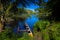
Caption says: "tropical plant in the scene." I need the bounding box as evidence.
[34,20,60,40]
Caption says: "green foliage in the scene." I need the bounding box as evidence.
[0,27,34,40]
[17,32,33,40]
[34,20,50,31]
[0,27,17,40]
[48,23,60,40]
[34,20,60,40]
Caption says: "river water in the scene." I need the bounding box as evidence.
[13,14,39,32]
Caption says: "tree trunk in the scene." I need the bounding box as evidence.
[0,22,3,32]
[0,15,5,32]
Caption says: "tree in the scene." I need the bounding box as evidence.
[0,0,34,32]
[0,0,35,40]
[47,0,60,21]
[34,0,51,20]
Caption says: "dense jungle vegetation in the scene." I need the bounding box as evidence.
[0,0,60,40]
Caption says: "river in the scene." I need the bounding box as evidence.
[13,14,39,32]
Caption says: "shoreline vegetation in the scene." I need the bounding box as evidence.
[0,0,60,40]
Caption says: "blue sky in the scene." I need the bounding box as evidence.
[17,0,48,11]
[26,4,39,11]
[26,0,48,11]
